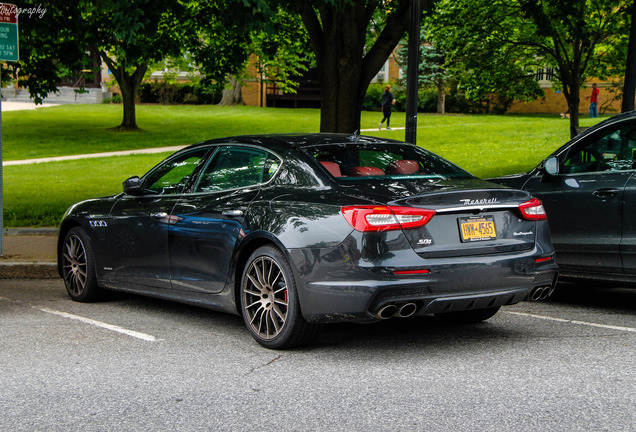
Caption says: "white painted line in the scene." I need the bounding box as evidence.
[360,127,406,132]
[506,311,636,334]
[35,306,158,342]
[4,146,186,166]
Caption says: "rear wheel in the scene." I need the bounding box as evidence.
[240,246,318,349]
[61,227,100,302]
[435,306,501,324]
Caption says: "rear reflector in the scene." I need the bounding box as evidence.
[519,198,547,221]
[341,206,436,232]
[535,256,553,263]
[394,269,430,275]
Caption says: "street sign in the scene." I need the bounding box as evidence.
[0,3,18,62]
[0,4,16,255]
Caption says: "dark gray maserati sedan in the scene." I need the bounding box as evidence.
[58,134,558,349]
[491,111,636,284]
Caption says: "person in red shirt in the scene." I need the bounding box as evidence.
[588,83,600,118]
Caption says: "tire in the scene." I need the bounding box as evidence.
[240,246,319,349]
[435,306,501,324]
[61,227,101,302]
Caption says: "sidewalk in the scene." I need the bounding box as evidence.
[0,229,58,279]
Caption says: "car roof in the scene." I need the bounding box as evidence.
[187,133,406,154]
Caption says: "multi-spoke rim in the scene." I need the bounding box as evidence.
[62,234,88,297]
[242,256,289,340]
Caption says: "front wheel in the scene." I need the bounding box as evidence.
[61,227,101,302]
[435,306,501,324]
[240,246,318,349]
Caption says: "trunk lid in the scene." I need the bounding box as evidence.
[395,188,537,258]
[341,180,538,258]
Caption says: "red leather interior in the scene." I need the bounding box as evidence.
[349,166,385,177]
[320,161,343,177]
[386,160,420,175]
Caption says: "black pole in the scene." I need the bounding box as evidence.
[0,69,3,257]
[405,0,420,144]
[623,0,636,112]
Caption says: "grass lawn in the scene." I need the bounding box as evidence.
[2,104,608,227]
[2,104,321,160]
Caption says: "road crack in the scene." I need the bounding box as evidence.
[245,354,282,377]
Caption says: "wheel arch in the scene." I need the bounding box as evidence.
[232,232,295,315]
[57,219,83,277]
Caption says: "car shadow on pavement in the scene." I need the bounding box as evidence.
[548,280,636,313]
[100,290,524,350]
[314,315,524,351]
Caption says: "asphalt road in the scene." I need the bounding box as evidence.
[1,279,634,432]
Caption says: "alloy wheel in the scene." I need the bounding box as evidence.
[62,234,88,297]
[242,256,289,340]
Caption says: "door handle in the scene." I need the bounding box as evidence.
[592,188,619,198]
[222,209,244,217]
[150,212,169,219]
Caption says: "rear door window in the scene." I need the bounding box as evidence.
[194,146,281,192]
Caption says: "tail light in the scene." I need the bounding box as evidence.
[519,198,547,220]
[341,206,436,232]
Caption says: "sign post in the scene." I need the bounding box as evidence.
[405,0,420,145]
[0,3,18,256]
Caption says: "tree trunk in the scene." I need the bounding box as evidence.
[299,1,428,133]
[218,75,245,106]
[562,76,581,138]
[622,0,636,112]
[100,53,147,131]
[562,81,581,138]
[437,79,446,114]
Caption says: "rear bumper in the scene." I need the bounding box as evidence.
[288,238,558,323]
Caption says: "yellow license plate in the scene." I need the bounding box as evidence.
[458,217,497,242]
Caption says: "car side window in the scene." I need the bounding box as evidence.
[195,146,280,193]
[562,124,636,174]
[143,149,209,194]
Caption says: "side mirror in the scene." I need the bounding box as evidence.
[123,176,142,195]
[544,156,560,176]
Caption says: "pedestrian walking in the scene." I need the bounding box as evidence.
[378,85,396,130]
[587,83,600,118]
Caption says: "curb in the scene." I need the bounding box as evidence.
[1,228,58,279]
[4,228,58,235]
[0,262,59,279]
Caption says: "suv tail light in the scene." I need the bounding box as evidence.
[341,206,436,232]
[519,198,547,220]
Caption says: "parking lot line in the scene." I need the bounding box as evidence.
[506,311,636,334]
[35,306,159,342]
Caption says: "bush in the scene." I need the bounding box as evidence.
[361,84,506,114]
[417,89,438,112]
[362,84,385,111]
[362,83,407,112]
[102,94,122,104]
[138,80,223,105]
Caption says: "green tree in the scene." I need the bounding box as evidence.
[183,3,313,106]
[286,0,432,133]
[10,0,183,131]
[87,0,184,130]
[397,31,452,114]
[251,10,314,96]
[7,0,88,103]
[429,0,631,136]
[180,0,258,106]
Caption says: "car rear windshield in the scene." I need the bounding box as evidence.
[305,143,474,181]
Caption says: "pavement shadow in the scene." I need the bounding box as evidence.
[548,280,636,313]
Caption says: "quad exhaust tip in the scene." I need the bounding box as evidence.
[375,302,418,319]
[530,285,552,301]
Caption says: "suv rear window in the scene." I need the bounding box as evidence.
[305,143,473,180]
